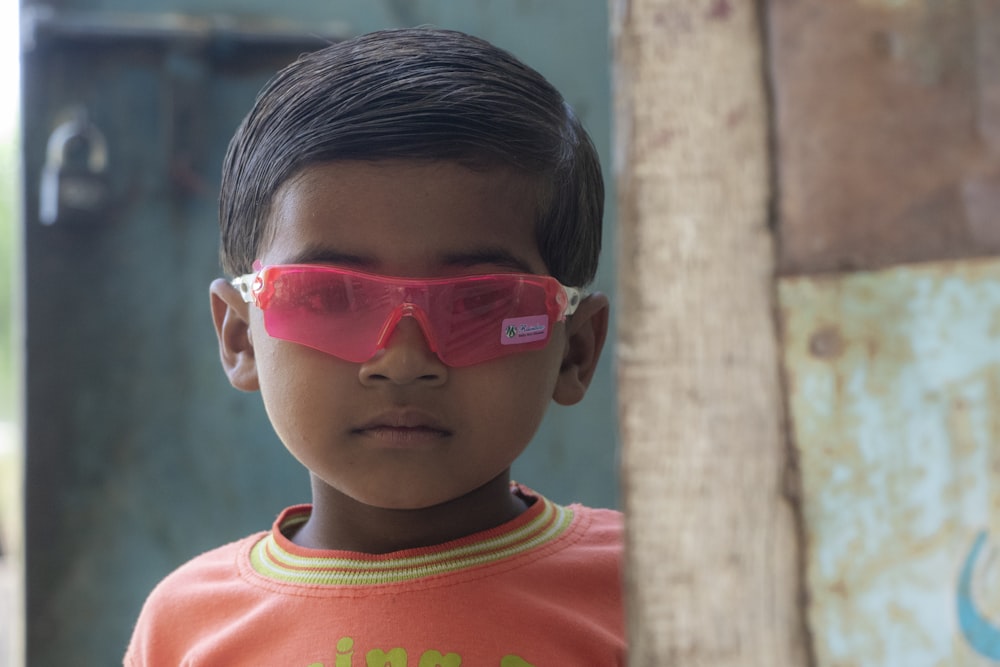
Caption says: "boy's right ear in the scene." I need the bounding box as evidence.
[209,279,260,392]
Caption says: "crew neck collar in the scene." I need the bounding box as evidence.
[248,485,574,586]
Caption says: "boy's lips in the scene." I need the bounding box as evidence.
[351,410,452,439]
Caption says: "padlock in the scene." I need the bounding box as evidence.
[39,113,110,226]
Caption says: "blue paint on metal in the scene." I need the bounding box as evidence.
[780,259,1000,666]
[958,531,1000,661]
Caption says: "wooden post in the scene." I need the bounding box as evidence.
[610,1,809,664]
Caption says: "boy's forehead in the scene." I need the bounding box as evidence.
[259,160,548,275]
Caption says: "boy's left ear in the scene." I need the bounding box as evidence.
[209,278,260,392]
[552,292,610,406]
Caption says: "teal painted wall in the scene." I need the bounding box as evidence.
[21,2,615,664]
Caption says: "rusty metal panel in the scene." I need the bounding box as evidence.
[779,257,1000,666]
[767,0,1000,274]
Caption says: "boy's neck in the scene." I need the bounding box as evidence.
[290,473,528,554]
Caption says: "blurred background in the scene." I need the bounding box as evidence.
[1,2,22,664]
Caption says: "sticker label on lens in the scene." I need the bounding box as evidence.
[500,315,548,345]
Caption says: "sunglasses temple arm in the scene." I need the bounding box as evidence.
[562,286,587,318]
[231,274,257,304]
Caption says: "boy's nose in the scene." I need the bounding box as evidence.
[358,315,448,386]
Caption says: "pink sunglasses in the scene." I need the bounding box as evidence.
[233,264,584,367]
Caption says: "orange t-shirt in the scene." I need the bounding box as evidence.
[125,487,624,666]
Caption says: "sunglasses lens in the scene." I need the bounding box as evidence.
[432,276,554,366]
[261,268,388,362]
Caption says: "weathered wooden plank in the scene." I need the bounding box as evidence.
[779,258,1000,666]
[611,1,808,664]
[768,0,1000,274]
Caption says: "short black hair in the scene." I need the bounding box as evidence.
[219,27,603,286]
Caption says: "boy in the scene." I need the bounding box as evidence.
[125,27,622,666]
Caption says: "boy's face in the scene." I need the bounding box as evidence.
[211,160,607,511]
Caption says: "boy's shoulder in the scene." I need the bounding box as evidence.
[563,502,623,553]
[146,532,261,600]
[124,532,265,664]
[570,502,623,533]
[538,501,624,588]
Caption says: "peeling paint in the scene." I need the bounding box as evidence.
[779,258,1000,666]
